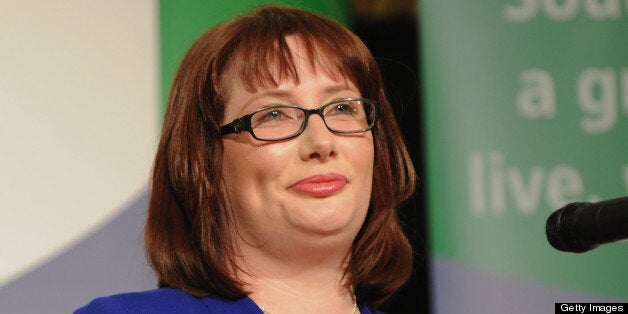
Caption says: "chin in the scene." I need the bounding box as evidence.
[294,206,365,238]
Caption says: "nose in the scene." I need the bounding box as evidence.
[298,113,336,161]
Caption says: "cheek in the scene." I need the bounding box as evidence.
[354,136,375,177]
[221,141,292,206]
[345,136,375,204]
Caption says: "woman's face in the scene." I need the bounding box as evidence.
[221,37,374,251]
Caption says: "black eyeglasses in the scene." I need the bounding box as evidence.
[219,98,379,141]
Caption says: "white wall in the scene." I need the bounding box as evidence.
[0,0,159,288]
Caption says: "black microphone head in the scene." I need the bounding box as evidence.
[546,202,592,253]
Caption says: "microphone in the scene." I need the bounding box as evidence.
[546,196,628,253]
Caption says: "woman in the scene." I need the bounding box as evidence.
[76,4,416,314]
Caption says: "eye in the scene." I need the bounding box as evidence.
[330,102,359,115]
[253,109,286,125]
[251,106,300,128]
[264,109,283,120]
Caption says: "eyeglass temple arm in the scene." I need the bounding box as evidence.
[219,118,243,135]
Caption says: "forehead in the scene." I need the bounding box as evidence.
[222,36,356,102]
[223,34,358,95]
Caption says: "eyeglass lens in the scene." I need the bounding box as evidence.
[250,100,375,140]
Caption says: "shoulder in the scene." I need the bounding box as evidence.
[74,288,262,314]
[74,288,205,313]
[360,304,385,314]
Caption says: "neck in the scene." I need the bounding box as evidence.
[246,276,357,314]
[257,290,357,314]
[235,234,357,314]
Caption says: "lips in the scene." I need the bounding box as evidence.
[289,173,348,197]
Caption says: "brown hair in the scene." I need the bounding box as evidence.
[145,4,416,308]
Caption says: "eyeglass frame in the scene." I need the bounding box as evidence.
[219,97,380,141]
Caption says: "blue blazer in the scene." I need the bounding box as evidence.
[75,288,381,313]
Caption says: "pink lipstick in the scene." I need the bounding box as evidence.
[289,173,347,197]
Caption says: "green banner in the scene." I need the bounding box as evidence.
[422,0,628,308]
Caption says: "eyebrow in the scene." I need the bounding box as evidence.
[238,90,293,115]
[249,89,293,102]
[322,83,357,97]
[252,83,356,103]
[238,81,358,115]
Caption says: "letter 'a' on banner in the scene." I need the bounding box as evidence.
[420,1,628,313]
